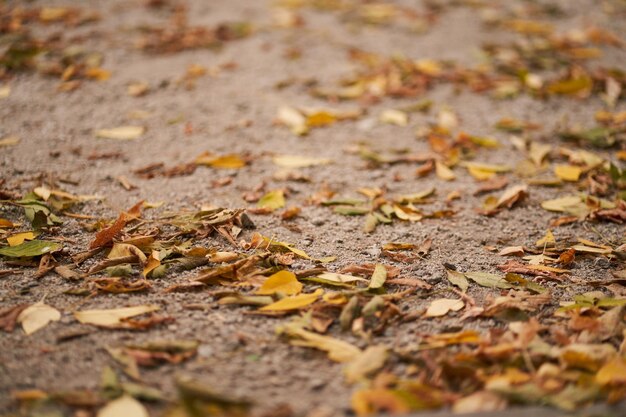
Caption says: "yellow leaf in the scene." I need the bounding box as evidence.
[85,67,111,81]
[142,250,161,277]
[272,155,332,168]
[379,109,408,126]
[74,305,159,327]
[280,323,361,362]
[256,270,302,295]
[17,302,61,335]
[352,388,411,416]
[0,218,16,228]
[548,76,592,95]
[97,395,148,417]
[344,345,388,383]
[596,357,626,386]
[315,272,367,284]
[259,289,323,311]
[7,232,36,246]
[554,165,582,182]
[108,243,147,263]
[277,106,308,135]
[306,111,337,127]
[463,162,511,173]
[560,343,616,372]
[195,153,246,169]
[257,190,285,211]
[453,391,506,414]
[437,108,458,130]
[467,166,495,181]
[0,136,20,147]
[528,142,551,166]
[506,19,553,35]
[0,85,10,99]
[323,292,349,304]
[95,126,145,140]
[415,59,442,76]
[435,161,455,181]
[536,229,555,247]
[468,135,500,148]
[368,264,387,289]
[424,298,464,317]
[39,7,69,22]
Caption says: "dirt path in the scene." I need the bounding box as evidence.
[1,1,626,416]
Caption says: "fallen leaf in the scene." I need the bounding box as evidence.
[554,165,582,182]
[379,109,408,126]
[596,357,626,386]
[272,155,332,168]
[528,142,551,166]
[97,395,148,417]
[195,152,246,169]
[17,302,61,335]
[280,323,361,362]
[74,305,160,328]
[0,240,61,258]
[344,345,389,383]
[368,264,387,289]
[306,272,367,286]
[257,190,285,211]
[0,136,20,147]
[452,391,507,414]
[256,270,303,295]
[95,126,145,140]
[445,266,469,292]
[424,298,464,317]
[465,271,513,289]
[6,231,36,246]
[259,289,323,311]
[435,161,456,181]
[277,106,308,135]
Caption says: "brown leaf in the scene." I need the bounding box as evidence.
[473,176,509,196]
[0,304,29,332]
[89,202,143,249]
[497,260,564,281]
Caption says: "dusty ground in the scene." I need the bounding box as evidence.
[1,0,626,416]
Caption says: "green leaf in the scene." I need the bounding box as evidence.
[368,264,387,289]
[0,240,61,257]
[465,271,513,289]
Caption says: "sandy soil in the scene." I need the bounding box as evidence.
[1,1,625,416]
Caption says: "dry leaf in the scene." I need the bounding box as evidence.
[17,302,61,335]
[256,270,303,295]
[195,152,246,169]
[280,324,361,362]
[272,155,332,168]
[97,395,148,417]
[379,109,408,126]
[95,126,145,140]
[257,190,285,211]
[424,298,464,317]
[7,232,36,246]
[368,264,387,289]
[435,161,456,181]
[74,305,159,328]
[554,165,582,182]
[259,289,323,311]
[344,345,388,383]
[0,136,20,147]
